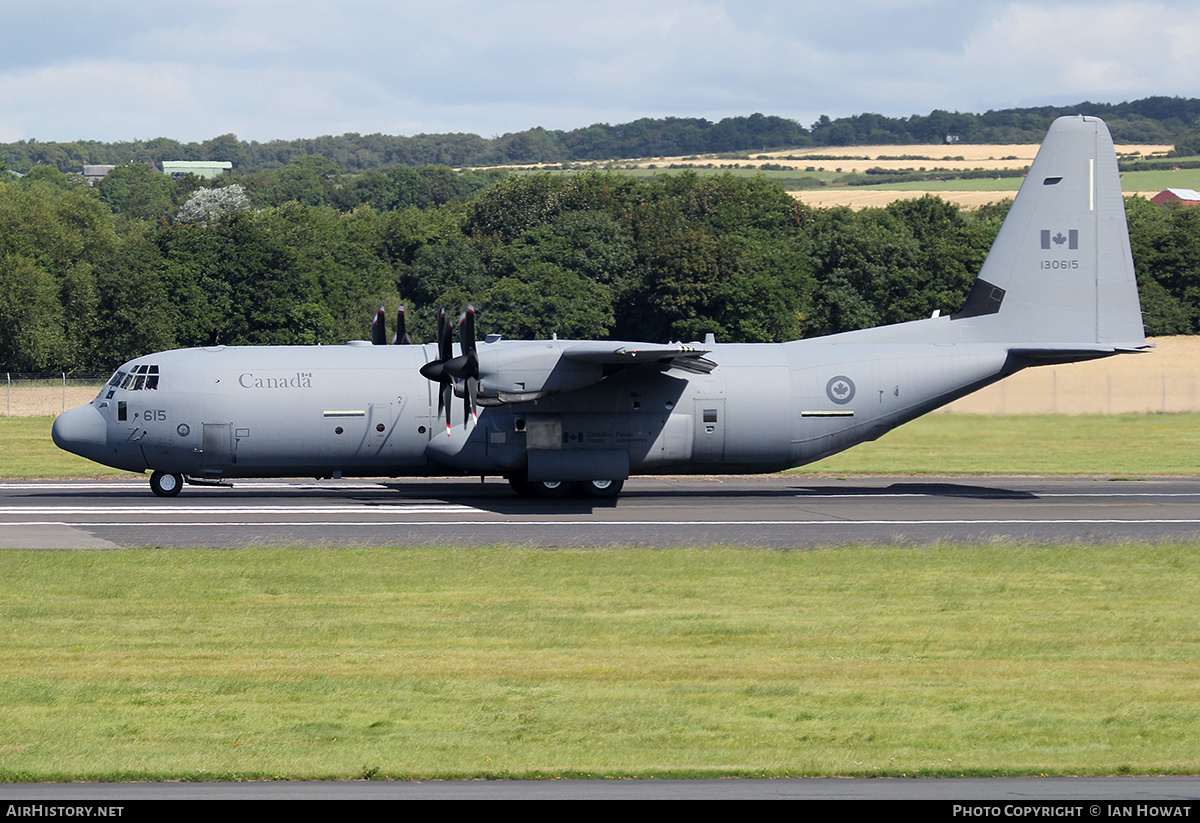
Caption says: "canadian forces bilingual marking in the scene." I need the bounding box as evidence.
[954,808,1191,818]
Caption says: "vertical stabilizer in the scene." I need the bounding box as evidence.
[953,116,1145,348]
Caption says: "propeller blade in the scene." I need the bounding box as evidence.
[459,304,477,358]
[438,306,453,362]
[394,305,411,345]
[371,305,386,345]
[420,307,458,429]
[456,305,480,425]
[464,376,478,425]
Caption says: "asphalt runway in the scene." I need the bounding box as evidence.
[4,474,1200,549]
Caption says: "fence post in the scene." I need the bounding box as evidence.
[62,372,67,413]
[5,373,9,419]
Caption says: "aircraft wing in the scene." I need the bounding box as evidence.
[463,340,718,407]
[561,342,718,374]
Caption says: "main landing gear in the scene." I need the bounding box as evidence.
[507,475,624,499]
[149,470,184,498]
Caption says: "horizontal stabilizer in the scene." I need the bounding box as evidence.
[1009,343,1153,366]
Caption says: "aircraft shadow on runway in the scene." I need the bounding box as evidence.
[18,478,1038,516]
[791,482,1040,500]
[373,479,1043,513]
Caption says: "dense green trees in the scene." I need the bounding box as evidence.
[7,99,1200,180]
[2,166,1200,375]
[1125,196,1200,335]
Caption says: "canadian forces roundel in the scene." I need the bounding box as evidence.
[826,375,855,405]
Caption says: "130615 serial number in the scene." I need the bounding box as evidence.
[1041,260,1079,269]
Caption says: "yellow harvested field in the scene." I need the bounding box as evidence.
[942,336,1200,415]
[5,384,103,418]
[630,143,1171,173]
[793,189,1014,210]
[793,189,1163,211]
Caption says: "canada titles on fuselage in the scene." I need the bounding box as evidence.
[238,372,315,390]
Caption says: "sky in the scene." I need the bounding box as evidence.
[3,0,1200,145]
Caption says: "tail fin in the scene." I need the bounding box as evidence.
[953,115,1146,350]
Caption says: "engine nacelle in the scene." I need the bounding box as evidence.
[475,341,605,401]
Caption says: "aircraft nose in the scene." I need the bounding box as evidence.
[52,404,107,462]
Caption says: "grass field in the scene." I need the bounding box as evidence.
[0,418,124,479]
[793,413,1200,476]
[0,543,1197,780]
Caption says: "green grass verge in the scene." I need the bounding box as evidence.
[0,544,1197,781]
[0,418,128,479]
[791,413,1200,476]
[7,413,1200,481]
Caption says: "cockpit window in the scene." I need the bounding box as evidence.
[107,364,159,397]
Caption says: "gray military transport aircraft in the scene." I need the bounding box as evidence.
[53,116,1148,499]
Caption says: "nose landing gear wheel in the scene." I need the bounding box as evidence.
[150,471,184,498]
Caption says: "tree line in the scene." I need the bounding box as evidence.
[5,97,1200,177]
[2,164,1198,374]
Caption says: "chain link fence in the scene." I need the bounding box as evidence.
[5,373,109,418]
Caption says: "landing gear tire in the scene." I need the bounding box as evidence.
[579,479,624,499]
[507,475,534,497]
[530,480,572,498]
[507,473,572,499]
[150,471,184,498]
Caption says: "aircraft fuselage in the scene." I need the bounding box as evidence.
[58,329,1014,486]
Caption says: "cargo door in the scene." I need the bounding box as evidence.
[200,422,232,475]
